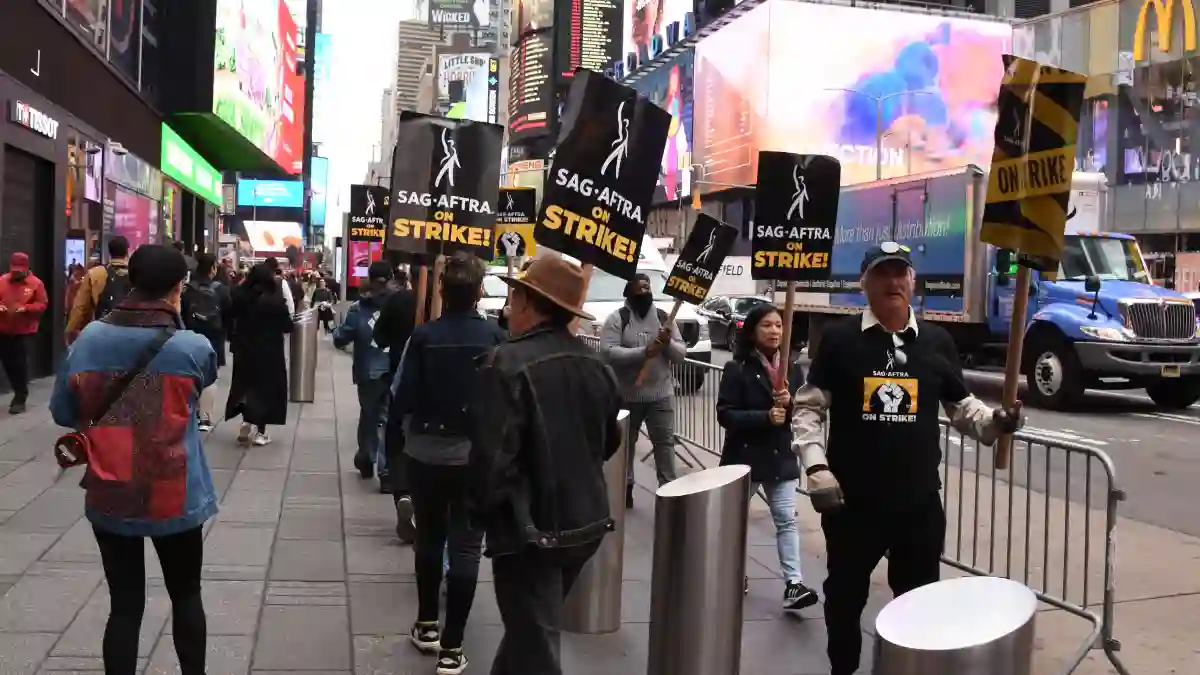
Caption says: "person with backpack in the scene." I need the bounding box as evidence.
[599,272,683,509]
[182,253,232,432]
[66,236,133,345]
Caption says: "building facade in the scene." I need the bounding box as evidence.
[393,21,446,114]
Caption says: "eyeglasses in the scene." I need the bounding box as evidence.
[880,241,911,255]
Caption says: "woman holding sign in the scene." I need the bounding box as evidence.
[716,304,820,611]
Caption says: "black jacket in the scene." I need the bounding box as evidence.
[373,288,417,374]
[469,324,623,557]
[224,284,292,426]
[716,356,803,484]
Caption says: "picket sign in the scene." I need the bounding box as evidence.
[633,301,682,387]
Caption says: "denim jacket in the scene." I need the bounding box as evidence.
[468,324,623,557]
[334,291,393,384]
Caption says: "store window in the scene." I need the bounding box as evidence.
[65,0,108,52]
[1115,57,1200,187]
[108,0,141,85]
[65,132,103,268]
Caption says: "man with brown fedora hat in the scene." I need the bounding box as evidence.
[469,256,624,675]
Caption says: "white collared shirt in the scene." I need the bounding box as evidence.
[860,307,919,335]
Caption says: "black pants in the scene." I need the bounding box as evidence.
[408,458,484,649]
[384,389,409,497]
[0,334,29,399]
[821,493,946,675]
[92,526,206,675]
[489,540,602,675]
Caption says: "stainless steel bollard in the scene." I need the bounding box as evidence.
[873,576,1037,675]
[562,410,630,634]
[647,465,752,675]
[288,309,319,403]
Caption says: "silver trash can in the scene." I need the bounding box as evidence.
[562,410,630,634]
[873,576,1037,675]
[647,465,752,675]
[288,309,319,403]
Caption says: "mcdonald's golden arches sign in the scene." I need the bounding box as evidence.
[1133,0,1197,60]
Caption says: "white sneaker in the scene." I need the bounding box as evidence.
[197,416,214,433]
[252,432,271,446]
[237,423,252,445]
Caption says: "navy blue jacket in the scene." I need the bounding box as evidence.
[716,356,804,483]
[334,291,393,384]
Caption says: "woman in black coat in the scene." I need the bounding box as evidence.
[225,263,292,446]
[717,304,819,611]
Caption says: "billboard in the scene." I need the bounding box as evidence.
[243,221,304,253]
[213,0,305,173]
[312,33,334,144]
[509,32,554,140]
[310,156,329,226]
[625,0,692,62]
[160,124,222,206]
[437,52,497,123]
[693,1,1012,190]
[237,179,305,208]
[557,0,621,80]
[515,0,554,41]
[429,0,492,28]
[1132,0,1197,61]
[630,49,695,202]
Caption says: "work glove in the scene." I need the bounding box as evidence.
[992,401,1025,434]
[807,469,844,514]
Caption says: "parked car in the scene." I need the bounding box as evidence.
[696,294,775,349]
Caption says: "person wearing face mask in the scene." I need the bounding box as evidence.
[0,253,48,414]
[599,273,683,508]
[791,242,1025,675]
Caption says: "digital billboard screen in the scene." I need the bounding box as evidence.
[516,0,554,41]
[437,52,499,123]
[693,1,1011,190]
[310,156,329,226]
[213,0,305,173]
[508,32,554,141]
[624,0,692,62]
[630,49,695,202]
[243,220,304,253]
[238,179,305,208]
[556,0,621,80]
[429,0,493,28]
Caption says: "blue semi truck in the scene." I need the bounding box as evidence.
[785,165,1200,410]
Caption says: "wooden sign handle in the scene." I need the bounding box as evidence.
[429,255,446,321]
[634,300,682,387]
[414,265,429,326]
[995,264,1031,470]
[776,283,797,392]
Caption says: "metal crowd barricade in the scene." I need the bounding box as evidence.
[578,336,1130,675]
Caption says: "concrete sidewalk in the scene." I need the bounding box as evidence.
[0,340,859,675]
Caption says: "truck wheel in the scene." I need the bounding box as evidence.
[1146,378,1200,409]
[1024,334,1083,410]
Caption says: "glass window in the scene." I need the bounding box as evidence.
[108,0,140,84]
[731,297,769,314]
[1058,235,1148,282]
[482,275,508,299]
[65,0,107,49]
[140,0,163,105]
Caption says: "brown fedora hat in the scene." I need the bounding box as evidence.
[501,257,595,321]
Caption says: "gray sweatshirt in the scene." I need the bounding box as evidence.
[600,303,686,403]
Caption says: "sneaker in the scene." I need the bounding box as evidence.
[783,581,819,611]
[8,401,25,415]
[236,423,252,445]
[353,452,375,479]
[378,471,393,495]
[394,496,416,544]
[197,415,214,433]
[436,647,468,675]
[410,621,440,653]
[252,432,271,446]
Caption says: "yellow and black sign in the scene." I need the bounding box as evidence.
[495,187,537,260]
[980,55,1087,272]
[862,377,919,422]
[664,213,737,305]
[391,217,493,250]
[495,224,536,259]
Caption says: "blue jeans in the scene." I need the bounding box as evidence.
[753,479,804,584]
[356,378,389,474]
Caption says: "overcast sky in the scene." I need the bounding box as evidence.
[317,0,422,238]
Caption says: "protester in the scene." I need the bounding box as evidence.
[66,236,132,344]
[599,272,682,508]
[334,261,395,492]
[225,263,292,446]
[390,253,505,674]
[374,264,419,539]
[791,242,1024,675]
[182,252,232,432]
[0,253,48,414]
[49,244,218,675]
[716,304,819,608]
[264,257,295,315]
[470,257,623,675]
[311,278,336,334]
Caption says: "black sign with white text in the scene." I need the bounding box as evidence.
[387,112,503,260]
[751,152,840,284]
[535,70,670,279]
[665,214,737,304]
[348,185,389,241]
[495,187,538,260]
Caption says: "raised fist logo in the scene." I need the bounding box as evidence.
[875,382,905,414]
[500,231,523,258]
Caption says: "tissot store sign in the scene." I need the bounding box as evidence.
[9,100,59,139]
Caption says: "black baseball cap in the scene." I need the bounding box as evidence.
[861,241,913,274]
[367,260,393,282]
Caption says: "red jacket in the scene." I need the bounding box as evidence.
[0,273,48,335]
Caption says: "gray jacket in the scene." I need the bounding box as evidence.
[600,303,685,402]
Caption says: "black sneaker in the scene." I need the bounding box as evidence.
[410,621,440,653]
[436,647,468,675]
[378,472,392,495]
[353,453,375,480]
[8,400,25,415]
[783,581,819,611]
[394,496,416,544]
[626,485,634,509]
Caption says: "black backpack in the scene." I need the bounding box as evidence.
[184,281,222,330]
[618,306,669,334]
[94,265,133,320]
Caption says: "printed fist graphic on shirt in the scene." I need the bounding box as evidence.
[876,382,905,413]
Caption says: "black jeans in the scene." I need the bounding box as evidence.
[0,333,29,399]
[489,540,602,675]
[92,525,206,675]
[821,492,946,675]
[408,458,484,649]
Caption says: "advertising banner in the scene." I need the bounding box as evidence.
[534,71,671,279]
[624,0,692,62]
[437,52,495,123]
[751,152,840,283]
[509,33,554,140]
[160,124,221,206]
[556,0,621,80]
[664,214,737,304]
[347,185,389,289]
[310,156,329,226]
[237,179,305,208]
[980,56,1086,272]
[495,187,538,261]
[387,113,504,260]
[429,0,491,28]
[516,0,554,39]
[693,2,1012,190]
[243,221,303,253]
[629,49,694,202]
[213,0,305,173]
[312,33,334,144]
